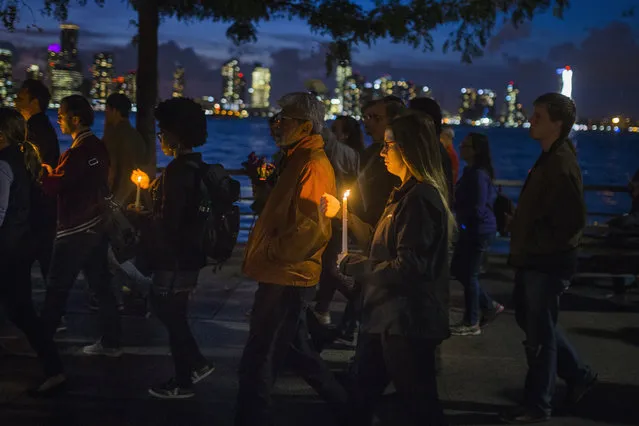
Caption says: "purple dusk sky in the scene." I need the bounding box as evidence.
[0,0,638,117]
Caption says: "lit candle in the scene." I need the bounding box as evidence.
[342,189,350,255]
[135,175,142,209]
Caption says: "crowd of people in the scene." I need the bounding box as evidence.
[0,81,600,425]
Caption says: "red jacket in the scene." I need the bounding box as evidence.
[42,130,110,238]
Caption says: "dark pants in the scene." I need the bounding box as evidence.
[315,235,354,314]
[452,231,496,325]
[150,270,207,387]
[30,225,56,284]
[513,269,594,415]
[351,332,447,426]
[0,258,63,377]
[235,283,348,426]
[41,229,120,348]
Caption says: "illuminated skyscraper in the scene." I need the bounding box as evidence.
[172,64,185,98]
[502,81,526,127]
[221,58,245,110]
[459,88,477,122]
[0,49,13,106]
[373,75,394,99]
[334,60,353,114]
[113,70,137,103]
[557,65,573,99]
[50,23,83,103]
[476,89,496,121]
[90,52,114,106]
[342,73,364,117]
[60,24,79,58]
[395,79,416,104]
[250,64,271,109]
[26,64,43,80]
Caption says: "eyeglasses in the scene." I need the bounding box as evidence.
[381,140,397,152]
[363,113,383,122]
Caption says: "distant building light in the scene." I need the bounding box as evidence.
[461,88,467,94]
[612,117,620,124]
[208,96,214,102]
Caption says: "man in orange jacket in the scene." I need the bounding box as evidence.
[236,93,348,426]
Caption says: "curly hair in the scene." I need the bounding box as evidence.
[154,97,208,148]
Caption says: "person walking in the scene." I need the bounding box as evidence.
[450,133,504,336]
[130,98,215,399]
[39,95,122,357]
[322,111,452,426]
[0,107,65,397]
[500,93,597,424]
[236,92,348,426]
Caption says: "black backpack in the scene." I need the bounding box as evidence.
[187,161,241,268]
[493,185,515,237]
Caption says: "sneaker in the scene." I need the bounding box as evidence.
[191,364,215,384]
[89,296,124,312]
[82,341,123,357]
[480,303,505,327]
[27,374,67,398]
[499,406,550,424]
[565,373,598,406]
[56,317,68,334]
[450,323,481,336]
[313,309,331,326]
[148,379,195,399]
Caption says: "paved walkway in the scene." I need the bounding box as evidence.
[1,251,638,426]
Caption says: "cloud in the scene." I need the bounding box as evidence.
[3,19,637,118]
[487,21,533,53]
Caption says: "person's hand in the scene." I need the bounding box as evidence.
[321,193,341,218]
[42,163,53,175]
[337,251,348,269]
[127,204,151,215]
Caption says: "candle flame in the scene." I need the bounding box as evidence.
[137,175,142,183]
[343,189,351,199]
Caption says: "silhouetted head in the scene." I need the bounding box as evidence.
[409,97,443,136]
[58,95,94,135]
[332,116,364,153]
[530,93,576,145]
[15,79,51,120]
[154,97,207,156]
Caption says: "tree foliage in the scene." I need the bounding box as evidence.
[3,0,572,74]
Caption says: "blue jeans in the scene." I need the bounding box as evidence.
[452,231,495,325]
[513,269,593,415]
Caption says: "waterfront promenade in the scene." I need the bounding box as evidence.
[1,248,638,426]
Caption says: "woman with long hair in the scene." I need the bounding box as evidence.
[322,110,452,425]
[0,107,65,396]
[450,133,503,336]
[332,115,365,153]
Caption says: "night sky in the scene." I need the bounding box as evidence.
[1,0,638,118]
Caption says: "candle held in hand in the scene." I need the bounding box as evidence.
[342,189,351,255]
[135,175,142,209]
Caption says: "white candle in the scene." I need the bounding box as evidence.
[342,190,350,255]
[135,175,142,209]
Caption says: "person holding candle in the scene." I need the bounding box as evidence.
[236,92,347,426]
[321,110,453,426]
[129,98,215,399]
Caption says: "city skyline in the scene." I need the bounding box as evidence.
[0,0,636,117]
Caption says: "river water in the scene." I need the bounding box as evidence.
[50,112,639,242]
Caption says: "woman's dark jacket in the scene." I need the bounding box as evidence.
[144,152,207,271]
[342,177,450,340]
